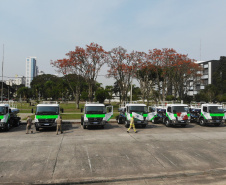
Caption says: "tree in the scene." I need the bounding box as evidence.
[106,46,134,103]
[52,43,107,107]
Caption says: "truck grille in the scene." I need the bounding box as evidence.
[38,119,55,123]
[88,118,103,122]
[212,116,223,120]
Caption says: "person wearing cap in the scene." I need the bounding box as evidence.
[127,115,137,133]
[56,116,63,135]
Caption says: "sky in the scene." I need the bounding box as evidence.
[0,0,226,87]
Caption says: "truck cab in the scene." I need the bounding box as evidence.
[164,104,190,127]
[0,104,20,131]
[81,103,113,129]
[198,104,225,126]
[117,103,148,128]
[35,103,60,131]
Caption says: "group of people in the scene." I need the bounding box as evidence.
[25,115,137,134]
[26,116,63,135]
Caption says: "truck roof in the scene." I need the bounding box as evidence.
[202,104,222,106]
[126,104,147,107]
[167,104,188,107]
[85,104,105,107]
[37,104,59,107]
[0,104,9,107]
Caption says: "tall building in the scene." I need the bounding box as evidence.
[25,57,37,88]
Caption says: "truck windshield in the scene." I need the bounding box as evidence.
[85,106,106,114]
[129,106,148,113]
[173,106,189,113]
[209,106,224,113]
[0,106,6,115]
[36,106,59,115]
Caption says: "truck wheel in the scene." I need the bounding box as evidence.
[5,123,10,131]
[165,119,171,127]
[125,121,130,128]
[117,117,121,124]
[101,125,105,129]
[15,120,20,127]
[83,125,87,129]
[200,119,205,126]
[81,116,84,125]
[36,127,40,131]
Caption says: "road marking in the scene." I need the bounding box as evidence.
[85,146,92,173]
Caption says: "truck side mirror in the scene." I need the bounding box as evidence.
[61,108,64,113]
[31,108,33,113]
[9,109,11,113]
[81,108,83,112]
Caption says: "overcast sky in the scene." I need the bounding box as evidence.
[0,0,226,86]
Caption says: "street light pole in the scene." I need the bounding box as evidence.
[130,65,133,103]
[1,44,4,102]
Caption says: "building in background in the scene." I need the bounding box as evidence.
[187,56,226,96]
[5,75,25,86]
[25,57,38,88]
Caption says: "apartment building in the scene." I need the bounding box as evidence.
[187,56,225,96]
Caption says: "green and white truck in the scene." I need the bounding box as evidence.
[35,102,62,131]
[117,103,149,128]
[81,103,113,129]
[198,104,225,126]
[0,103,20,131]
[163,104,190,127]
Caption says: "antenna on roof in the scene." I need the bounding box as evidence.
[1,44,4,102]
[200,39,202,61]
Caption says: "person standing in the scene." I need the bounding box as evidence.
[26,116,33,134]
[56,116,63,135]
[127,115,137,133]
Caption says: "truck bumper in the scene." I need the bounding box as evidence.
[83,120,106,126]
[35,122,57,128]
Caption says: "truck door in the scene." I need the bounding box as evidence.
[106,105,113,121]
[148,106,156,122]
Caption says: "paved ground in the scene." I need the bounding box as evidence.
[1,121,226,184]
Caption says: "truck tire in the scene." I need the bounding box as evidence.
[83,124,87,129]
[81,116,84,125]
[5,123,10,131]
[36,127,40,131]
[117,117,121,124]
[200,119,205,126]
[125,121,130,128]
[165,119,171,127]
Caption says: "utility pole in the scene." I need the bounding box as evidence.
[1,44,4,102]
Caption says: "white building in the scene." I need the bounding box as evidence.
[26,57,38,88]
[5,75,25,86]
[187,58,224,96]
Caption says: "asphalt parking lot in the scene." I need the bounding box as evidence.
[1,121,226,185]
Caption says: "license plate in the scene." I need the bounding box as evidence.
[137,121,141,123]
[216,120,219,122]
[93,122,98,124]
[44,124,49,126]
